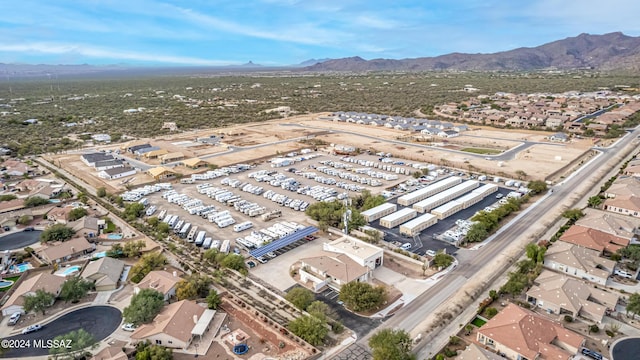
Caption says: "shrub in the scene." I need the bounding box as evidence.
[564,315,573,322]
[590,325,599,333]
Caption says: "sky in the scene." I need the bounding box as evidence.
[1,0,640,66]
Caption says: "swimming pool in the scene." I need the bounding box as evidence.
[49,199,61,203]
[93,251,107,259]
[10,263,32,273]
[106,233,123,240]
[0,280,14,288]
[62,266,81,276]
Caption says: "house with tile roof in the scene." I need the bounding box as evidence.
[477,303,585,360]
[526,270,618,323]
[544,241,615,286]
[299,253,371,292]
[81,257,125,291]
[559,225,629,254]
[603,195,640,218]
[90,345,127,360]
[36,237,95,264]
[575,208,639,241]
[134,270,180,301]
[457,343,502,360]
[1,272,65,316]
[130,300,215,350]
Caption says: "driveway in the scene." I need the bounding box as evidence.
[0,230,42,251]
[1,306,122,358]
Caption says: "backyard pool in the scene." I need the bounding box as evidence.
[62,265,81,276]
[92,251,107,259]
[0,230,42,251]
[49,199,61,203]
[106,233,123,240]
[10,262,33,273]
[0,280,14,289]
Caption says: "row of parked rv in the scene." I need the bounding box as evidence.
[313,166,384,186]
[319,159,405,179]
[180,164,253,184]
[262,190,310,211]
[341,156,424,173]
[121,183,173,201]
[201,183,268,218]
[162,188,237,228]
[235,221,305,249]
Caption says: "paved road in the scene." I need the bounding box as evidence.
[1,306,122,358]
[333,126,640,359]
[0,231,41,251]
[611,337,640,360]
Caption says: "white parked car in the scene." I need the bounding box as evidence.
[122,323,137,332]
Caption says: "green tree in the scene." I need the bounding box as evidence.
[23,289,55,315]
[67,207,88,221]
[465,222,489,243]
[527,180,548,194]
[147,216,159,227]
[123,289,165,325]
[129,252,168,283]
[157,222,170,236]
[176,274,212,300]
[525,243,546,264]
[626,292,640,318]
[307,300,332,321]
[0,194,17,202]
[338,281,386,312]
[206,289,221,310]
[588,195,603,208]
[17,215,31,225]
[561,208,584,221]
[432,252,454,268]
[49,328,98,359]
[107,243,124,258]
[484,307,498,318]
[135,341,173,360]
[368,329,415,360]
[123,240,146,258]
[40,224,75,243]
[500,272,529,296]
[286,287,315,311]
[60,277,93,303]
[288,315,328,346]
[24,196,50,207]
[123,202,145,221]
[220,254,248,275]
[96,187,107,198]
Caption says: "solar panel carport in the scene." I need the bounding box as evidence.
[250,226,318,258]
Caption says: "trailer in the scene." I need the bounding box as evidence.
[397,176,462,206]
[399,213,438,237]
[220,239,230,254]
[173,220,185,233]
[179,223,191,238]
[261,210,282,221]
[145,205,157,217]
[379,208,417,229]
[195,231,206,247]
[360,203,398,222]
[157,209,167,221]
[210,240,220,250]
[233,221,253,232]
[202,237,213,249]
[217,217,236,228]
[138,198,150,207]
[187,226,199,242]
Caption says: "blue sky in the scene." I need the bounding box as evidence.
[1,0,640,66]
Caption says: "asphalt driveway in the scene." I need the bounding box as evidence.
[1,306,122,358]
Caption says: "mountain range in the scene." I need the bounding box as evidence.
[304,32,640,72]
[2,32,640,77]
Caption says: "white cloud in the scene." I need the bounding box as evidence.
[0,42,234,65]
[353,15,399,30]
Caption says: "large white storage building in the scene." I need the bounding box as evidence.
[412,180,479,213]
[380,208,417,228]
[361,203,397,222]
[397,176,462,206]
[431,201,464,219]
[399,213,438,237]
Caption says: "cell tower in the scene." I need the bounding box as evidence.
[342,198,352,234]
